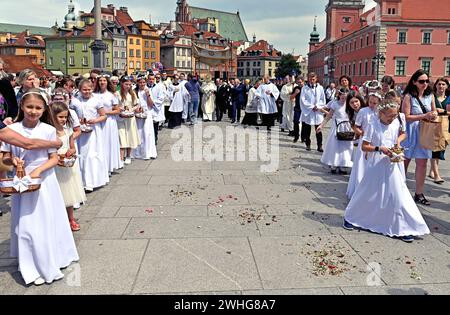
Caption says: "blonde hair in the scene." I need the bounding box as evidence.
[17,69,37,86]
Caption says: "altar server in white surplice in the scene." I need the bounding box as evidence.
[255,75,280,130]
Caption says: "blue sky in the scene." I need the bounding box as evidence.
[0,0,376,55]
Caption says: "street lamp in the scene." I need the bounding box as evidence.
[372,53,385,81]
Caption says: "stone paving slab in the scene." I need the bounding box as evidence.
[116,205,208,218]
[83,218,131,240]
[243,185,318,206]
[249,235,373,290]
[122,217,260,239]
[46,240,148,295]
[340,234,450,285]
[132,238,263,294]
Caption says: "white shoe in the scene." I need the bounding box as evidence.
[34,277,45,286]
[124,158,132,165]
[85,187,94,192]
[73,203,81,210]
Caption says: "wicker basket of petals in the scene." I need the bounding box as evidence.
[0,161,41,194]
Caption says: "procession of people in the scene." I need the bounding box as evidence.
[1,58,449,287]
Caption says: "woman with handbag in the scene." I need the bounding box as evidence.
[317,87,354,174]
[401,70,437,206]
[429,78,450,184]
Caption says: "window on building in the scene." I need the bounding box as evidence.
[136,61,141,69]
[398,31,407,43]
[373,33,377,44]
[182,61,186,68]
[114,62,118,69]
[257,61,261,66]
[446,60,450,76]
[145,51,149,59]
[130,38,134,45]
[182,39,186,45]
[421,59,431,74]
[372,60,376,76]
[114,40,118,47]
[187,49,191,57]
[49,57,53,66]
[343,17,351,23]
[182,48,186,56]
[360,37,363,48]
[129,49,134,57]
[69,43,75,52]
[177,48,181,56]
[69,56,75,66]
[82,43,88,52]
[187,61,191,68]
[121,51,126,59]
[269,62,272,67]
[144,41,149,48]
[341,64,344,75]
[25,48,30,54]
[130,61,134,69]
[365,60,368,75]
[269,69,272,77]
[136,50,141,58]
[151,41,156,48]
[82,56,88,66]
[121,40,126,47]
[136,39,140,46]
[359,62,362,76]
[422,31,432,44]
[114,51,118,58]
[366,35,369,46]
[62,58,66,65]
[353,63,356,76]
[448,31,450,44]
[246,69,250,76]
[151,51,156,59]
[395,59,406,76]
[177,60,180,68]
[246,62,250,67]
[106,58,110,67]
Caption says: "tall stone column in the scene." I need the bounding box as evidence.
[91,0,107,70]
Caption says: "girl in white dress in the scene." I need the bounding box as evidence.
[117,76,141,165]
[317,87,354,174]
[132,77,157,160]
[344,102,430,242]
[71,79,109,191]
[346,93,378,199]
[94,76,123,173]
[1,89,79,285]
[51,102,87,232]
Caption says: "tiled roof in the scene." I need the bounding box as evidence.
[2,31,45,48]
[115,10,134,27]
[1,55,51,77]
[245,40,280,57]
[0,23,55,36]
[189,7,248,41]
[176,23,223,39]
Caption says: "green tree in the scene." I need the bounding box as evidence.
[275,54,301,79]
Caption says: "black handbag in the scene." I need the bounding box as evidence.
[336,120,355,141]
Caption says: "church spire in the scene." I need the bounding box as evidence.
[175,0,191,23]
[309,16,320,44]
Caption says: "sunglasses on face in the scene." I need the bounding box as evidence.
[417,79,430,84]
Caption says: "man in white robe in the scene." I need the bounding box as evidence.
[255,75,280,130]
[168,74,190,129]
[200,77,216,121]
[147,74,165,145]
[300,72,327,152]
[280,75,297,135]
